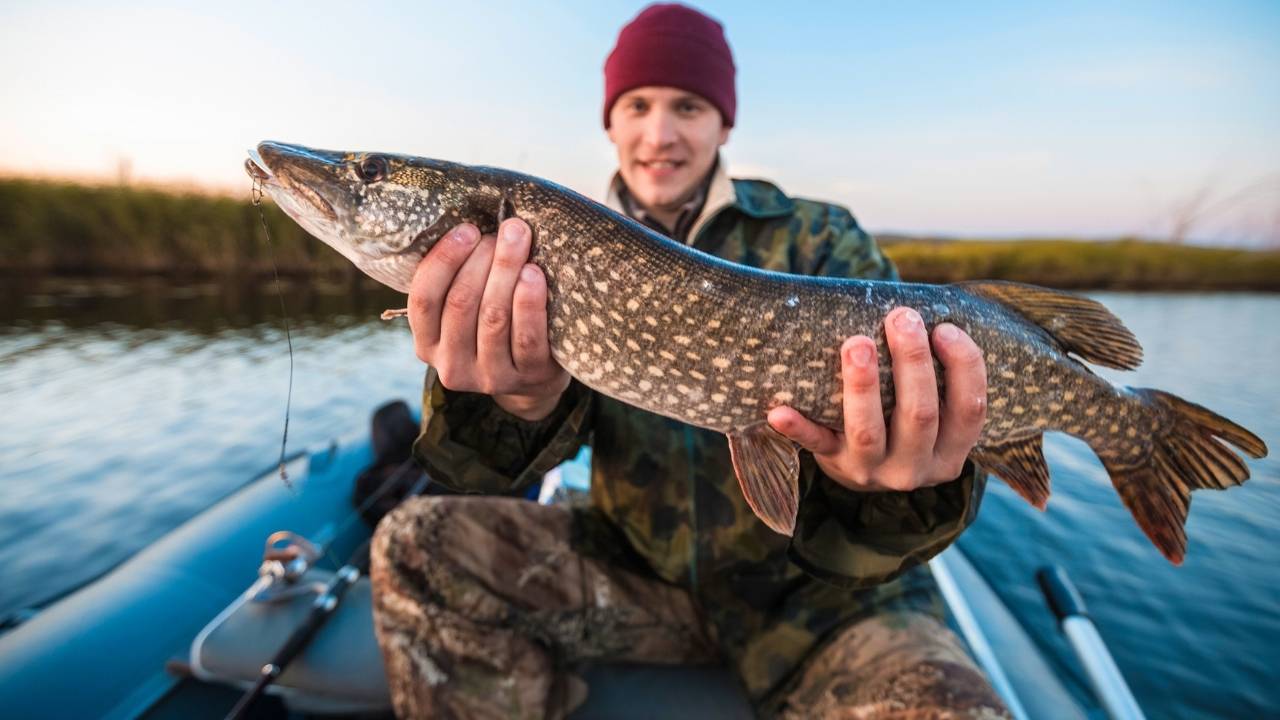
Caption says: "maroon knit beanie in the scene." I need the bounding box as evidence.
[603,3,736,128]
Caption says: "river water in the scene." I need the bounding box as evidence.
[0,278,1276,718]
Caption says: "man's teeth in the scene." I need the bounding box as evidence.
[644,161,680,169]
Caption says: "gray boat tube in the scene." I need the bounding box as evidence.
[929,551,1032,720]
[1038,566,1146,720]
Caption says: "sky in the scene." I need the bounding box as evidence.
[1,0,1277,245]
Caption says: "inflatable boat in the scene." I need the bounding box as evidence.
[0,401,1139,719]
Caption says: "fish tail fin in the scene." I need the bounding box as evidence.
[955,280,1143,370]
[1099,388,1266,565]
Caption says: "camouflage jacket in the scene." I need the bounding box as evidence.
[411,162,986,701]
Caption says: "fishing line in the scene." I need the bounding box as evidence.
[251,177,295,488]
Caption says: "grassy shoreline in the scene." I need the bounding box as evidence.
[3,177,1277,290]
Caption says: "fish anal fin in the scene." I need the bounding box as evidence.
[956,280,1143,370]
[972,435,1051,510]
[727,424,800,536]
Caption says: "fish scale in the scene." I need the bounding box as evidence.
[246,141,1267,565]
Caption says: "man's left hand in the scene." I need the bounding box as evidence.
[767,306,988,493]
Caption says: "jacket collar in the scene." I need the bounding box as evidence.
[604,156,794,245]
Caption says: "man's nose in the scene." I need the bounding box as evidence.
[641,109,679,149]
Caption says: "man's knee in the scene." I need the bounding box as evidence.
[370,495,458,597]
[777,611,1011,719]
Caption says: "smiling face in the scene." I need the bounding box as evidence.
[607,86,731,227]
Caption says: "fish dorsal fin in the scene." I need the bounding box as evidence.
[971,435,1051,510]
[726,424,801,536]
[956,280,1143,370]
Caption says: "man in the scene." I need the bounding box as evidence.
[370,4,1009,718]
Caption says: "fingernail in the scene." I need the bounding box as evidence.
[454,225,478,245]
[893,308,921,330]
[936,323,959,342]
[502,221,526,244]
[847,344,873,367]
[520,265,539,282]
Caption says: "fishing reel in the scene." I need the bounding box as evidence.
[253,531,328,603]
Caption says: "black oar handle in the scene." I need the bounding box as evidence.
[1036,565,1089,623]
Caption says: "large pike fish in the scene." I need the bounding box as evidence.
[245,141,1267,564]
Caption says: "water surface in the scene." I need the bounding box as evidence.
[0,279,1276,718]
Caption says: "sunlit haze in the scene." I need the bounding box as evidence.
[2,0,1277,245]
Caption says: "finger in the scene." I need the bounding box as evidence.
[408,224,480,357]
[930,323,987,476]
[476,219,533,378]
[885,307,939,462]
[767,406,842,456]
[437,233,496,381]
[510,263,554,374]
[838,335,887,467]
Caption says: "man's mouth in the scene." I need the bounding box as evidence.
[637,159,685,175]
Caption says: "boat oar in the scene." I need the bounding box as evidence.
[224,471,431,720]
[1037,565,1146,720]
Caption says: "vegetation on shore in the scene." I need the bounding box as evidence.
[879,237,1280,290]
[0,177,352,278]
[2,177,1278,290]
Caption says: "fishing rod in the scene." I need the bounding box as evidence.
[224,466,432,720]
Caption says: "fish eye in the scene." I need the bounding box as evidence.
[357,156,387,183]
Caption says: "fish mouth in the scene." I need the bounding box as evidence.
[246,141,339,222]
[244,147,272,182]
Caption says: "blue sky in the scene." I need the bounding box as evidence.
[1,0,1276,244]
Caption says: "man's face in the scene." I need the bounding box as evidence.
[607,86,731,214]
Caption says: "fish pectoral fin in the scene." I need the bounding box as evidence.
[498,195,516,225]
[955,280,1143,370]
[726,424,801,536]
[971,435,1051,510]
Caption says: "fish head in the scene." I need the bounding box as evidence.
[246,141,454,292]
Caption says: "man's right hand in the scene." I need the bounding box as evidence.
[409,218,570,421]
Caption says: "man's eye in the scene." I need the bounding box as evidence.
[676,101,700,115]
[628,99,648,113]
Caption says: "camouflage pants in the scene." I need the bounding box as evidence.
[370,495,1010,720]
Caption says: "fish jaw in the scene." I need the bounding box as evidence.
[245,141,445,290]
